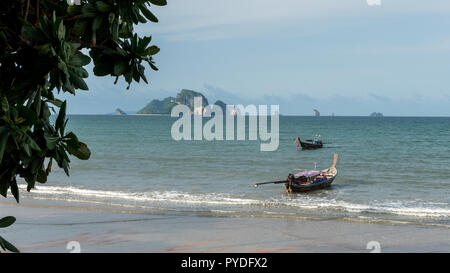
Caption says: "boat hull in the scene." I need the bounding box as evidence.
[285,167,337,193]
[286,176,335,192]
[300,142,323,149]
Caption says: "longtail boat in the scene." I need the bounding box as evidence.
[254,154,339,193]
[294,136,323,149]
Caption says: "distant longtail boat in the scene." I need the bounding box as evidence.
[294,135,323,149]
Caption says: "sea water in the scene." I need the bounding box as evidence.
[16,116,450,227]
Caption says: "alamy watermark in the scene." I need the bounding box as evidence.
[366,241,381,253]
[171,97,279,152]
[66,241,81,253]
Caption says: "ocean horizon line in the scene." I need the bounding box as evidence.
[61,114,450,118]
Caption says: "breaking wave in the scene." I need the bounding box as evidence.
[19,184,450,220]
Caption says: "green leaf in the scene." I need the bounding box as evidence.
[1,97,9,113]
[10,180,19,203]
[69,53,91,67]
[17,105,38,125]
[23,143,31,156]
[64,131,79,145]
[0,236,20,253]
[96,1,111,13]
[0,183,7,198]
[138,64,148,84]
[81,4,97,17]
[37,169,48,184]
[108,12,115,24]
[147,45,160,55]
[69,71,89,90]
[44,135,59,150]
[9,107,18,121]
[132,66,140,82]
[139,6,158,23]
[26,179,35,192]
[111,18,119,41]
[72,19,88,36]
[21,26,47,44]
[124,70,133,88]
[67,141,91,160]
[67,4,82,15]
[0,127,9,164]
[55,101,67,135]
[148,0,167,6]
[113,61,127,75]
[22,134,41,152]
[131,34,138,52]
[57,20,66,40]
[149,62,158,71]
[46,99,63,107]
[64,132,91,160]
[46,158,53,175]
[58,59,71,80]
[93,62,112,76]
[137,13,147,24]
[0,216,15,228]
[92,16,103,32]
[138,36,152,52]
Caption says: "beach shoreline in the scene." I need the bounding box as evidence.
[1,201,448,253]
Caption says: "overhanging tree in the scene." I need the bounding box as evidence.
[0,0,166,252]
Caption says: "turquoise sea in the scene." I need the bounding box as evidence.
[18,116,450,227]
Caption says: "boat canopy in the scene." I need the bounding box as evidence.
[294,170,322,177]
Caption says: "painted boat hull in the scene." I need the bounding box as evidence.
[285,176,335,193]
[285,167,337,193]
[300,141,323,149]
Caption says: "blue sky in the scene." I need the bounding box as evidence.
[63,0,450,116]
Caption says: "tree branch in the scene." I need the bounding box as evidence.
[24,0,30,22]
[35,0,39,25]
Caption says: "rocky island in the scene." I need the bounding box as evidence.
[370,112,384,117]
[136,89,212,115]
[115,89,237,116]
[137,97,177,115]
[114,108,127,115]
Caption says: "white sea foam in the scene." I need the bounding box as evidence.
[19,185,262,206]
[278,196,450,218]
[19,184,450,219]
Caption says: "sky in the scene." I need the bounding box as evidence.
[62,0,450,116]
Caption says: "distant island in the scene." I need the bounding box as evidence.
[370,112,384,117]
[135,89,228,115]
[111,89,238,116]
[137,97,177,115]
[115,108,127,115]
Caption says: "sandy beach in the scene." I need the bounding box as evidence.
[1,201,448,253]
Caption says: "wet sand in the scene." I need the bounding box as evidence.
[0,202,449,253]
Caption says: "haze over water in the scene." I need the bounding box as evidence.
[17,115,450,227]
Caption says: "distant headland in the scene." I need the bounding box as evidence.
[370,112,384,117]
[115,108,127,115]
[137,89,208,115]
[115,89,234,116]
